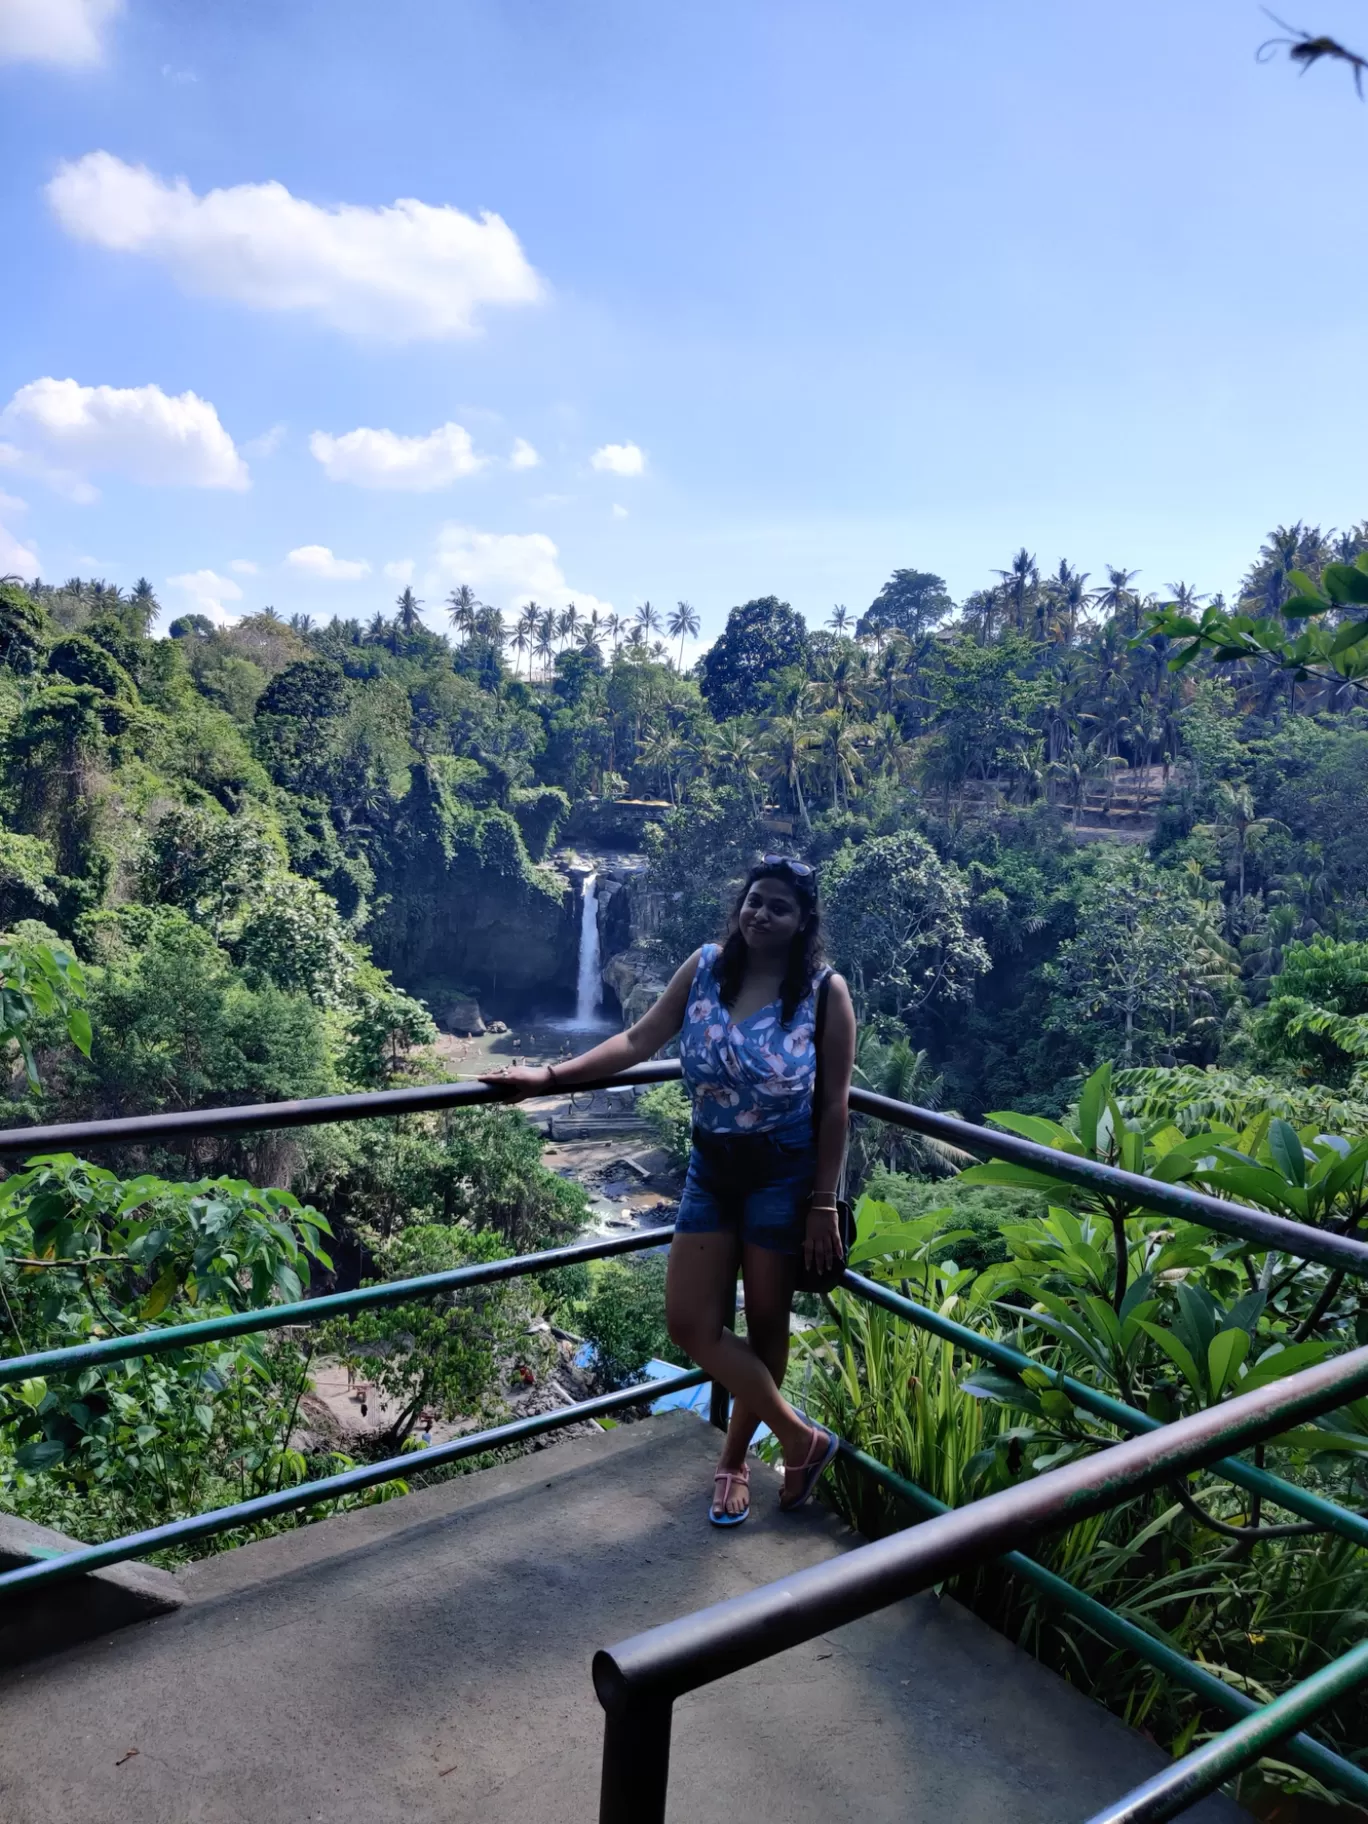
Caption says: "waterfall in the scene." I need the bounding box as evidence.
[575,872,603,1025]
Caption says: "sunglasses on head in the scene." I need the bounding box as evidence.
[759,854,814,879]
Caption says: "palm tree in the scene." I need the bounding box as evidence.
[1195,781,1287,906]
[637,727,685,804]
[575,610,603,653]
[634,600,662,641]
[995,548,1039,634]
[559,602,580,649]
[667,599,700,669]
[289,612,315,633]
[1166,581,1206,612]
[447,584,478,641]
[868,712,912,783]
[852,1030,971,1176]
[828,604,851,637]
[366,611,389,644]
[475,606,507,652]
[261,605,282,622]
[816,710,868,810]
[395,587,423,634]
[1095,566,1141,632]
[714,725,764,814]
[510,617,532,676]
[533,621,556,679]
[1042,561,1092,646]
[762,711,820,832]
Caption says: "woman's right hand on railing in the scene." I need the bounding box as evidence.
[479,1064,557,1100]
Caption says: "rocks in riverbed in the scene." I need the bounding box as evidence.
[446,994,486,1036]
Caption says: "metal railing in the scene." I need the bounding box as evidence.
[0,1063,1364,1818]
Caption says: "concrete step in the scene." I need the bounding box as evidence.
[0,1414,1248,1824]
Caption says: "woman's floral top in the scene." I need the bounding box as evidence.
[680,944,825,1136]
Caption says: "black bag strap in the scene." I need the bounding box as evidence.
[812,968,833,1140]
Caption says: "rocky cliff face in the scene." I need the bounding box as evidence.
[370,766,579,1014]
[587,857,669,1026]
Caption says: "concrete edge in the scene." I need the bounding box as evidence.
[0,1512,183,1670]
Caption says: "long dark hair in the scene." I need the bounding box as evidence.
[715,861,824,1026]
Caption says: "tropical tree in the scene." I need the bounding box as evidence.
[667,599,700,669]
[1195,780,1286,906]
[762,709,820,831]
[395,588,423,635]
[447,584,479,640]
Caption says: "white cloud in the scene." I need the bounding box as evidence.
[167,569,242,626]
[611,503,629,520]
[431,523,611,618]
[510,437,540,471]
[0,490,27,516]
[229,558,258,575]
[287,544,370,582]
[243,423,285,458]
[0,0,120,67]
[310,421,485,490]
[383,559,415,583]
[0,377,248,492]
[0,520,38,576]
[47,152,545,341]
[590,441,645,477]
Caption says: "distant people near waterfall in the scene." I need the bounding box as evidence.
[485,856,856,1527]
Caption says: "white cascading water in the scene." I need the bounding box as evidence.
[575,872,603,1026]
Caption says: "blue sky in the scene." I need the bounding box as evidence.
[2,0,1366,645]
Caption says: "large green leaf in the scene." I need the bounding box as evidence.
[958,1161,1067,1195]
[1207,1328,1250,1401]
[984,1111,1077,1150]
[1237,1339,1330,1395]
[1077,1062,1112,1158]
[1266,1119,1307,1188]
[1136,1320,1204,1400]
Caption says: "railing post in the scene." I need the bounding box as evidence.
[598,1696,673,1824]
[708,1273,737,1431]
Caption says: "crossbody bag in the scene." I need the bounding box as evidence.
[794,969,855,1295]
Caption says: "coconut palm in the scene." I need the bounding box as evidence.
[762,711,821,832]
[1166,581,1206,612]
[1095,565,1141,633]
[667,599,700,669]
[828,604,852,637]
[714,724,764,814]
[634,600,662,640]
[395,587,423,634]
[289,613,315,634]
[816,710,869,811]
[447,584,478,640]
[637,727,686,804]
[510,618,532,676]
[603,612,624,655]
[559,602,580,649]
[1195,781,1288,906]
[995,548,1039,634]
[852,1029,971,1177]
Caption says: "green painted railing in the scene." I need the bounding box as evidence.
[0,1062,1363,1819]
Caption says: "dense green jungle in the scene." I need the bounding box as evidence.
[2,525,1367,1803]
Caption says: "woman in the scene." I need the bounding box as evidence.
[485,856,856,1526]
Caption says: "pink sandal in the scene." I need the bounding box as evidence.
[709,1464,750,1527]
[779,1423,840,1511]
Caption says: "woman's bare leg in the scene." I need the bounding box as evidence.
[666,1232,814,1518]
[720,1244,798,1479]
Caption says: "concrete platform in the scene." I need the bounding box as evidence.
[0,1413,1247,1824]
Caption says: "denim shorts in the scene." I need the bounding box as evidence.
[674,1127,816,1254]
